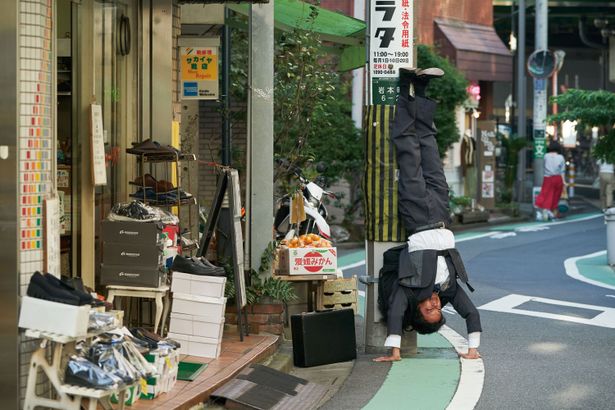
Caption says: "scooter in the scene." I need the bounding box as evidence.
[273,164,335,241]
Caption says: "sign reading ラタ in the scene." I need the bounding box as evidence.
[181,46,218,100]
[370,0,413,105]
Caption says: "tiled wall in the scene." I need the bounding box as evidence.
[18,0,55,399]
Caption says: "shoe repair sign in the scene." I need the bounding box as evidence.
[280,248,338,275]
[180,46,218,100]
[370,0,414,105]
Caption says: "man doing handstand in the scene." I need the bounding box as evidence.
[373,68,482,362]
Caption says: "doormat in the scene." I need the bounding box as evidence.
[210,364,327,410]
[177,361,208,381]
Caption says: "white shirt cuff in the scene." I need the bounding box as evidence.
[468,332,481,349]
[384,334,402,348]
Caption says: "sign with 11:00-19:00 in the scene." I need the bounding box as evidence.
[370,0,413,105]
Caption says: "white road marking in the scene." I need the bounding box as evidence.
[478,294,615,328]
[515,226,550,232]
[442,306,457,315]
[439,325,485,410]
[338,260,366,271]
[563,250,615,291]
[606,295,615,299]
[491,232,517,239]
[456,232,502,242]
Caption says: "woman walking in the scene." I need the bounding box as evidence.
[535,142,566,220]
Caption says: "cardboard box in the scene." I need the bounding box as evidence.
[278,247,337,275]
[103,241,163,267]
[18,296,91,337]
[102,220,163,246]
[101,264,166,288]
[171,271,226,298]
[169,312,224,339]
[171,293,226,318]
[142,349,180,399]
[167,332,221,358]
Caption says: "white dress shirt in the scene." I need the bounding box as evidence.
[384,229,480,350]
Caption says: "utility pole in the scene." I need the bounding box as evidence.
[532,0,548,187]
[517,0,526,138]
[364,0,416,355]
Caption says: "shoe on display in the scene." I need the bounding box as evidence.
[27,272,81,306]
[191,256,225,274]
[46,274,98,306]
[64,356,120,390]
[171,255,225,276]
[417,67,445,79]
[131,174,158,189]
[126,139,175,155]
[109,201,159,222]
[88,343,139,386]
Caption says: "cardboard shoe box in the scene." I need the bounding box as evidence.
[171,293,226,319]
[102,220,163,246]
[101,264,167,288]
[167,332,221,359]
[278,247,338,275]
[169,312,224,339]
[171,271,226,298]
[103,241,163,267]
[18,296,91,337]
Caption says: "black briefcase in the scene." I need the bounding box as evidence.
[291,309,356,367]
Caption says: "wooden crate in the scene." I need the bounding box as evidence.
[322,276,357,293]
[320,302,357,314]
[317,276,358,312]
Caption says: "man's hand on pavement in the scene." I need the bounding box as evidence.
[373,347,401,362]
[459,347,481,359]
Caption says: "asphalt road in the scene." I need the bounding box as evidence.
[338,210,615,410]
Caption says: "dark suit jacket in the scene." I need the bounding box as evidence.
[386,245,482,336]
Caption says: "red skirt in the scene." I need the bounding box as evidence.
[535,175,564,210]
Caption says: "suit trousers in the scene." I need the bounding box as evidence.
[390,95,451,233]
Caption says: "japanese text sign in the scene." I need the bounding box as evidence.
[370,0,413,105]
[181,46,219,100]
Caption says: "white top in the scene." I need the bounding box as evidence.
[384,229,480,350]
[543,152,566,177]
[599,161,614,174]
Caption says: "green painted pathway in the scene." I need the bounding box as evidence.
[575,252,615,287]
[363,333,460,410]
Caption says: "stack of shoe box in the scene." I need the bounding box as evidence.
[101,220,167,288]
[167,262,227,358]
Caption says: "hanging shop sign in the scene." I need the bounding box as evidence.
[90,104,107,186]
[370,0,413,105]
[181,46,219,100]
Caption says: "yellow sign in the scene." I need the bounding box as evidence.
[181,46,219,99]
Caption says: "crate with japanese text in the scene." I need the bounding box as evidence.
[277,247,337,275]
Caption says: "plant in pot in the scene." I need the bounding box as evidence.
[223,241,297,334]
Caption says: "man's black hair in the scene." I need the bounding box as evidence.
[411,308,446,334]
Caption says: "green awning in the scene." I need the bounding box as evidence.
[228,0,366,70]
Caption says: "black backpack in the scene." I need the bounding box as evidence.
[378,245,415,328]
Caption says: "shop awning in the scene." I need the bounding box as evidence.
[228,0,366,70]
[434,18,512,82]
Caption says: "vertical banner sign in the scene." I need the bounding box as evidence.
[90,104,107,186]
[370,0,413,105]
[533,77,547,159]
[181,46,219,100]
[44,196,61,277]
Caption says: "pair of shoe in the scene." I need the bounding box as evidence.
[129,327,181,350]
[399,67,445,80]
[131,174,175,193]
[27,272,100,306]
[130,187,193,204]
[65,356,120,390]
[109,200,159,222]
[126,139,180,156]
[171,255,225,276]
